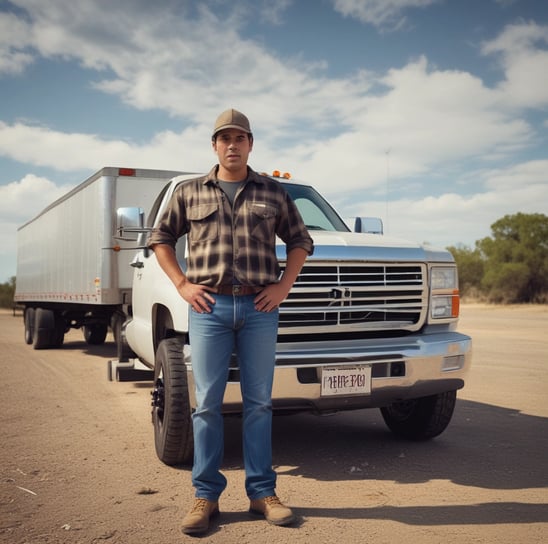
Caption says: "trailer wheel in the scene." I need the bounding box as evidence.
[24,307,35,345]
[33,308,54,350]
[151,337,193,466]
[380,390,457,440]
[83,323,108,345]
[51,312,65,348]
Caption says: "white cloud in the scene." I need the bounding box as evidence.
[0,173,73,223]
[0,173,75,282]
[6,0,350,135]
[2,2,542,158]
[482,159,548,190]
[481,22,548,109]
[332,0,439,30]
[11,7,541,159]
[0,6,542,200]
[288,56,532,197]
[259,0,293,25]
[0,121,216,172]
[339,159,548,248]
[0,11,34,74]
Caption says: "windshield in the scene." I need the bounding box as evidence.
[282,182,349,232]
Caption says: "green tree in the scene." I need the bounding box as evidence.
[0,277,16,308]
[477,213,548,303]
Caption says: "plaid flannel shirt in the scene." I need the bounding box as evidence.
[147,165,314,287]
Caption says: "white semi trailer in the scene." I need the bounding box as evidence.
[14,167,187,351]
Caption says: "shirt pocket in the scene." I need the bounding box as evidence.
[249,202,278,243]
[187,203,219,243]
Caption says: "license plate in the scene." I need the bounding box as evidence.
[321,365,372,396]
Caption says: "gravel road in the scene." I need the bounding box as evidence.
[1,304,547,544]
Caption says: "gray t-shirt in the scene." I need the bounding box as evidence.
[217,180,244,206]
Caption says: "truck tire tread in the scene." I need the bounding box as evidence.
[152,337,193,466]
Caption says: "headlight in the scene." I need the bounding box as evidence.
[432,295,458,318]
[431,267,457,290]
[430,266,459,319]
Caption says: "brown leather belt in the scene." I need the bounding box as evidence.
[215,285,263,296]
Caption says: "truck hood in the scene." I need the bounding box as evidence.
[277,230,454,263]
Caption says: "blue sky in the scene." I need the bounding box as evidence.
[1,0,547,282]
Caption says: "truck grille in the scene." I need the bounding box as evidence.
[278,262,427,335]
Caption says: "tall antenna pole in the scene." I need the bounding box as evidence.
[385,148,391,234]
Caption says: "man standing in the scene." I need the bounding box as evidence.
[148,109,314,535]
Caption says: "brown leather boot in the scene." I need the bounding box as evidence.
[181,498,219,535]
[249,495,295,526]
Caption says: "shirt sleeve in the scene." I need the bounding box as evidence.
[147,187,188,250]
[277,188,315,256]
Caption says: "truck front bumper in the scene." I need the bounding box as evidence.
[187,331,472,414]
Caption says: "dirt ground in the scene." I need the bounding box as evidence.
[1,304,547,544]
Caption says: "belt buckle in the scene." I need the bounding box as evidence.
[232,285,242,295]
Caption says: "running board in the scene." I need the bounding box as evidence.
[107,358,154,382]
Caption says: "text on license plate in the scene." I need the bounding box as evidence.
[321,365,372,397]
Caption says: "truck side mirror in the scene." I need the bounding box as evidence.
[349,217,384,234]
[115,207,146,241]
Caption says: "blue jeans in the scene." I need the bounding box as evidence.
[189,293,279,501]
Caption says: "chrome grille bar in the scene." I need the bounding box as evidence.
[278,262,427,334]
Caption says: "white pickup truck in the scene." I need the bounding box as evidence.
[118,170,472,465]
[15,167,471,466]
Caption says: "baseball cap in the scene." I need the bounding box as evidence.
[212,109,252,138]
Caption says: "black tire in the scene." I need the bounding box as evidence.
[24,307,35,345]
[50,312,65,348]
[380,390,457,440]
[83,323,108,345]
[151,338,194,466]
[33,308,54,350]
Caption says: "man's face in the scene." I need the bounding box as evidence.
[213,129,253,173]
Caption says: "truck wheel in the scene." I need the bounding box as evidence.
[24,307,35,345]
[151,338,193,466]
[33,308,54,350]
[380,390,457,440]
[83,323,108,345]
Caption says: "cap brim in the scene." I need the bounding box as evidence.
[213,124,251,136]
